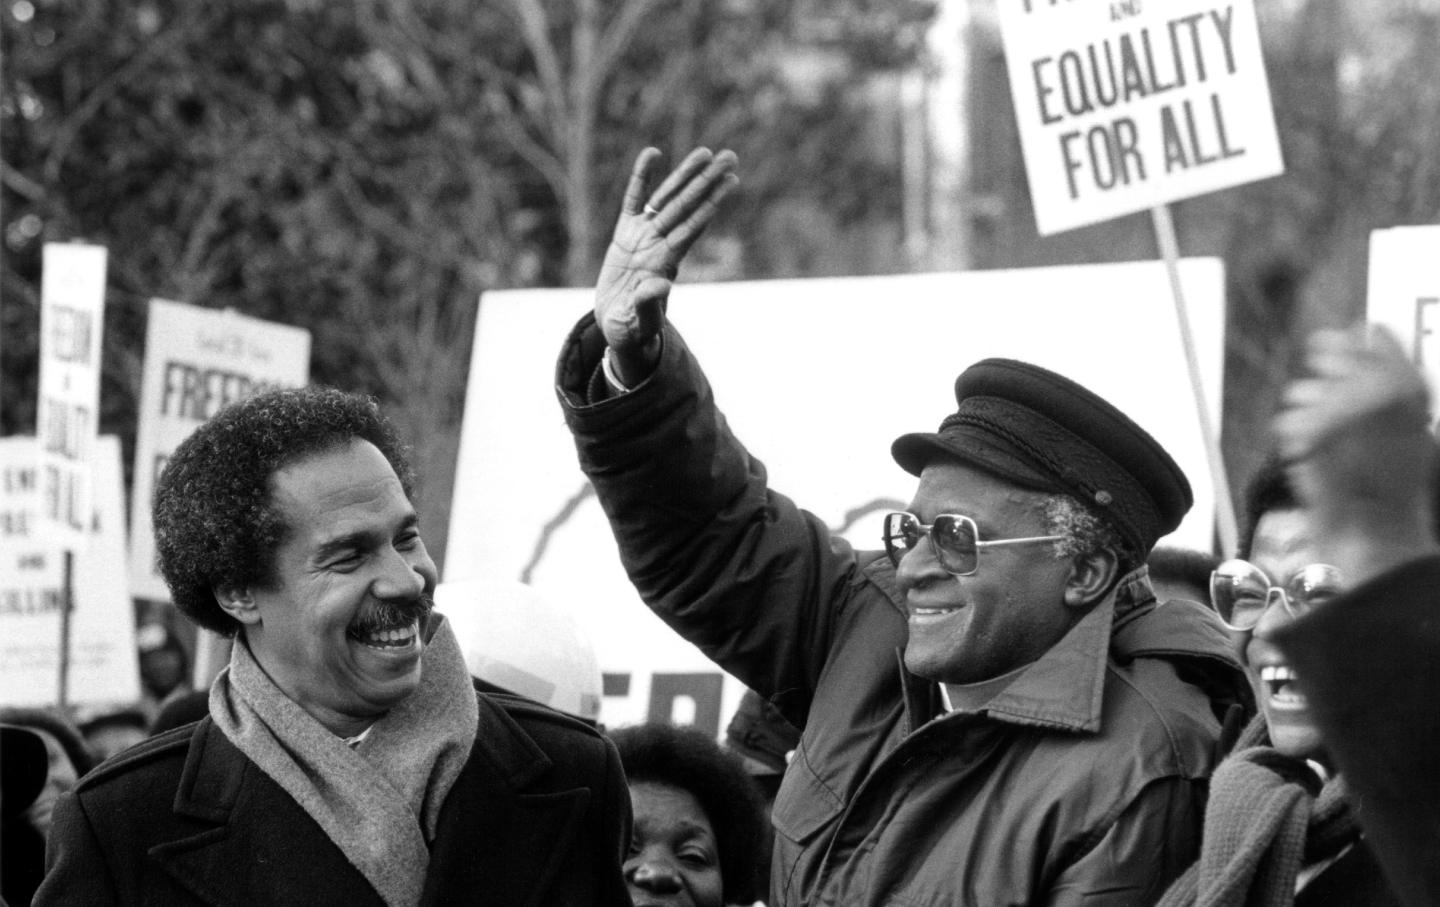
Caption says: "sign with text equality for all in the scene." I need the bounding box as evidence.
[1366,225,1440,410]
[128,300,311,601]
[36,243,108,547]
[998,0,1283,235]
[447,261,1226,733]
[1,436,140,707]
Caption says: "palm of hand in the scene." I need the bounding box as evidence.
[596,219,677,351]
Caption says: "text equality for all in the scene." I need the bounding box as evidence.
[1027,5,1249,200]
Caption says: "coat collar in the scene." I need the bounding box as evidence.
[151,719,379,907]
[150,694,588,907]
[895,566,1161,735]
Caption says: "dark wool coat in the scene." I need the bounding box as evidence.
[557,315,1250,907]
[34,691,631,907]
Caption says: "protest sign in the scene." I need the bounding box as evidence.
[1,436,140,707]
[997,0,1283,235]
[447,261,1226,732]
[128,300,311,601]
[1365,225,1440,406]
[36,243,107,547]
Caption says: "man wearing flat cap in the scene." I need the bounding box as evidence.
[557,148,1248,906]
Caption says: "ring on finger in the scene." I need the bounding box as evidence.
[643,203,660,217]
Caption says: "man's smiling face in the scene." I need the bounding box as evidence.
[223,438,437,736]
[894,461,1075,685]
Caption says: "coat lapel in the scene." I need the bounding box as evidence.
[148,719,382,907]
[422,696,591,907]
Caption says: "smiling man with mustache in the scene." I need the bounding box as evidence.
[36,387,631,907]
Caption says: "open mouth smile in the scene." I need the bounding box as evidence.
[1259,665,1308,708]
[348,621,419,649]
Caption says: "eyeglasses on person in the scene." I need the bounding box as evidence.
[1209,559,1344,631]
[882,511,1065,576]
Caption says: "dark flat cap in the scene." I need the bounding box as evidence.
[891,358,1192,555]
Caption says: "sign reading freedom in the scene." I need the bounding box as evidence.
[998,0,1284,235]
[128,300,311,601]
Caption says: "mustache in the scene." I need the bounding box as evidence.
[349,593,434,636]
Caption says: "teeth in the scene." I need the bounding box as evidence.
[1259,665,1307,705]
[354,621,417,647]
[913,607,956,616]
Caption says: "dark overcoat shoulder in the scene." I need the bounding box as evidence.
[34,691,631,907]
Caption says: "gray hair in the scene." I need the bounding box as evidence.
[1042,493,1140,574]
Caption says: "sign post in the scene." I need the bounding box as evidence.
[996,0,1286,555]
[36,242,108,706]
[1151,204,1238,556]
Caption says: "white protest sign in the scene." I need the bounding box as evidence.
[1,436,140,707]
[998,0,1283,235]
[128,300,311,601]
[36,243,107,547]
[446,261,1226,733]
[1365,225,1440,407]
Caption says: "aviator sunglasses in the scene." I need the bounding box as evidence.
[882,511,1064,576]
[1209,559,1344,631]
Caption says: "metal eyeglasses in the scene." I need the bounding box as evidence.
[1209,558,1344,631]
[882,511,1064,576]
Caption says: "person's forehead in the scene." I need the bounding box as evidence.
[269,440,411,521]
[630,781,715,834]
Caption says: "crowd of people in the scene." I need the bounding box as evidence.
[3,148,1436,907]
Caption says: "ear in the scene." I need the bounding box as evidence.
[1062,547,1120,609]
[214,584,262,627]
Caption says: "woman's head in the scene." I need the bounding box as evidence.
[610,723,768,907]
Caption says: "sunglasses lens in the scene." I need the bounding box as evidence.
[1212,560,1270,630]
[931,515,978,575]
[1287,564,1344,614]
[883,513,920,568]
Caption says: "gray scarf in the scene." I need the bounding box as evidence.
[210,615,479,907]
[1155,713,1357,907]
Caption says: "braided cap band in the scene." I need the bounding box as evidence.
[891,358,1192,556]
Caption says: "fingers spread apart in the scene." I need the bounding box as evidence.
[643,150,739,244]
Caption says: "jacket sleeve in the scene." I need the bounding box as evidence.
[1273,554,1440,907]
[32,790,120,907]
[556,313,866,725]
[1045,777,1203,906]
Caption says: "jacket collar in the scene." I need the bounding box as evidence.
[896,566,1158,735]
[151,719,379,907]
